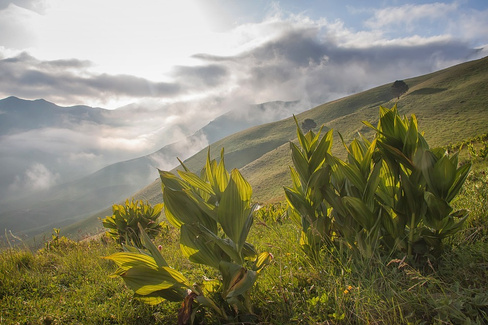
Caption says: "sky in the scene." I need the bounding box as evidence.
[1,0,487,110]
[0,0,488,196]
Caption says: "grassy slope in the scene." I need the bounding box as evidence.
[63,56,488,239]
[2,164,487,324]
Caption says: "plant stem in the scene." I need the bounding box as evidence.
[408,213,415,256]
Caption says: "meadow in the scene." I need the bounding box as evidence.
[1,137,487,324]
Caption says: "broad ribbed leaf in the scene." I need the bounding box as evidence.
[180,224,222,269]
[294,115,310,152]
[163,204,183,228]
[284,186,313,226]
[197,225,242,263]
[178,170,215,196]
[135,286,187,303]
[119,266,188,295]
[446,163,471,202]
[308,129,333,172]
[438,210,468,237]
[339,162,366,193]
[377,141,414,170]
[205,149,219,193]
[138,223,168,268]
[289,166,303,192]
[159,170,186,191]
[290,142,310,185]
[104,252,158,270]
[218,170,252,252]
[219,261,257,298]
[216,148,230,194]
[163,188,203,225]
[342,197,375,230]
[403,115,419,159]
[363,161,383,208]
[431,154,457,199]
[253,252,272,272]
[424,191,453,224]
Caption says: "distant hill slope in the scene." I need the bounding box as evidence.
[64,56,488,239]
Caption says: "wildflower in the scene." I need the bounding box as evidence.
[158,245,162,251]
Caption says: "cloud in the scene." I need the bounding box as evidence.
[0,52,182,106]
[0,0,47,13]
[365,2,459,31]
[193,20,482,107]
[0,3,40,48]
[172,64,228,89]
[9,162,60,192]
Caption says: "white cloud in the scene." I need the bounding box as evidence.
[9,162,60,192]
[452,8,488,44]
[365,2,459,31]
[0,4,40,48]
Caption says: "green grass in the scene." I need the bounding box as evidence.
[2,156,487,324]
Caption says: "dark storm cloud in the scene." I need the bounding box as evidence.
[0,52,182,102]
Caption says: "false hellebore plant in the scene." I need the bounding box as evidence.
[286,106,471,261]
[104,149,272,324]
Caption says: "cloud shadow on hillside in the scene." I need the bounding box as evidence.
[410,88,448,95]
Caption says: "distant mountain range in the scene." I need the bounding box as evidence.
[0,96,305,237]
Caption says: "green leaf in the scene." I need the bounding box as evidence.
[342,197,375,230]
[403,114,419,159]
[253,252,273,273]
[446,162,471,202]
[377,141,414,170]
[424,191,453,224]
[159,170,186,191]
[308,129,333,173]
[163,188,204,225]
[178,170,215,196]
[179,224,222,269]
[138,223,168,268]
[294,115,310,153]
[338,162,366,193]
[218,169,252,252]
[135,286,188,303]
[104,252,158,271]
[118,266,188,295]
[215,148,230,194]
[290,142,310,186]
[219,261,257,299]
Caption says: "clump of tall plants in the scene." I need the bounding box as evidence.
[286,106,471,261]
[104,149,272,324]
[102,199,164,248]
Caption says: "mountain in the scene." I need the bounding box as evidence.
[60,56,488,239]
[0,99,305,237]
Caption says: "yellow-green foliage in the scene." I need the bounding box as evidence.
[105,149,272,323]
[102,200,164,248]
[286,106,471,260]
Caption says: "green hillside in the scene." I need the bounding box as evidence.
[63,56,488,240]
